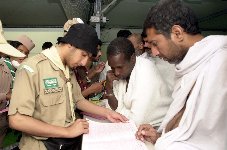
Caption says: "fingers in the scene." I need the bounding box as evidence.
[83,128,89,134]
[135,131,145,142]
[140,127,160,144]
[99,61,105,65]
[75,119,88,123]
[66,119,90,137]
[136,124,153,142]
[118,114,128,122]
[75,119,89,128]
[137,124,151,133]
[107,111,128,123]
[107,116,118,123]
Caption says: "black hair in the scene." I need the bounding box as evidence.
[141,30,147,38]
[141,30,147,44]
[42,42,53,50]
[117,30,132,38]
[56,37,63,44]
[107,37,135,61]
[8,40,23,49]
[144,0,201,37]
[98,39,102,46]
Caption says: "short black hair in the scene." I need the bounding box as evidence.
[107,37,135,61]
[42,42,53,50]
[141,30,147,38]
[117,30,132,38]
[56,37,63,44]
[8,40,23,49]
[144,0,201,37]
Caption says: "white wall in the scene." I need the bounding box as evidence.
[4,28,63,56]
[3,27,142,61]
[3,28,226,61]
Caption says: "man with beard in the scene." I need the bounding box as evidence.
[136,0,227,150]
[105,37,172,127]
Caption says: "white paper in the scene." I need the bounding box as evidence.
[82,120,148,150]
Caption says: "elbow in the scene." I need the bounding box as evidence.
[107,100,118,110]
[109,104,117,111]
[9,113,21,130]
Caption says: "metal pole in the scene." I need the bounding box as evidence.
[95,0,101,39]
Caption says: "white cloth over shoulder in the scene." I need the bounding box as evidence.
[155,35,227,150]
[113,57,173,127]
[141,52,176,91]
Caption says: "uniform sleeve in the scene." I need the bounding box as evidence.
[0,61,11,103]
[8,67,37,117]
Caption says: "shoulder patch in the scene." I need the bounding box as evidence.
[18,54,48,72]
[19,65,34,72]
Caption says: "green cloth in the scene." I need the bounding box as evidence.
[3,58,15,88]
[3,130,20,148]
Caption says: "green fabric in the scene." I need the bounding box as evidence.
[4,58,15,88]
[3,130,20,148]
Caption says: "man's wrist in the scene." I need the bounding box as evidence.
[86,76,91,83]
[105,92,114,97]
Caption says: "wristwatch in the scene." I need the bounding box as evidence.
[86,76,91,83]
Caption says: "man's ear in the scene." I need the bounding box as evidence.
[139,42,144,50]
[66,43,73,49]
[171,25,184,42]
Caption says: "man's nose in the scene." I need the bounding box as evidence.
[81,57,89,66]
[114,69,120,77]
[151,47,160,57]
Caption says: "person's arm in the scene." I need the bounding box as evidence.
[105,70,119,110]
[87,62,105,80]
[73,68,127,122]
[9,113,89,138]
[82,81,104,97]
[136,124,161,144]
[77,99,127,123]
[105,92,118,110]
[8,66,88,139]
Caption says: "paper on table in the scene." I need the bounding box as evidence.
[82,120,148,150]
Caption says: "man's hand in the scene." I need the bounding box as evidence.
[66,119,89,138]
[136,124,161,144]
[106,70,119,91]
[105,109,128,123]
[88,81,104,93]
[87,62,105,80]
[94,62,105,74]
